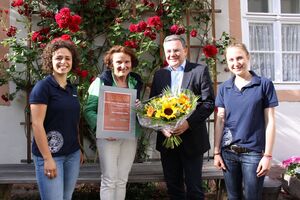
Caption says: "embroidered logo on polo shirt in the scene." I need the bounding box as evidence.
[47,131,64,153]
[222,127,233,146]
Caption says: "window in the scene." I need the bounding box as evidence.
[241,0,300,83]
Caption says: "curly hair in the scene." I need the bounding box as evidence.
[42,39,80,73]
[103,45,138,69]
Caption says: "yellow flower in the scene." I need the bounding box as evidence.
[146,105,155,117]
[161,102,177,120]
[155,109,162,119]
[178,94,189,104]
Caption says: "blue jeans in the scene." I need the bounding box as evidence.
[222,149,265,200]
[33,150,81,200]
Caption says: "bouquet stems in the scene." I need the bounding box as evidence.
[162,135,183,149]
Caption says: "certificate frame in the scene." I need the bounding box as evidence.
[96,85,137,139]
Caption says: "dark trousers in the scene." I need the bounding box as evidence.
[160,148,205,200]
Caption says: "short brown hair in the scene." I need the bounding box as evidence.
[42,39,80,73]
[103,45,138,69]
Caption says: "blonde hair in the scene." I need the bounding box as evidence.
[225,42,250,58]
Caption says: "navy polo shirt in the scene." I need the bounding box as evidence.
[29,75,80,157]
[215,71,278,152]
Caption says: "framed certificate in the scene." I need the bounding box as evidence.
[96,85,137,139]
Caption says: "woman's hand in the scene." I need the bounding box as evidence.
[80,150,84,165]
[44,157,57,179]
[135,99,141,108]
[256,156,271,177]
[214,154,226,171]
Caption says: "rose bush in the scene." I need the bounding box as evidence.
[0,0,231,160]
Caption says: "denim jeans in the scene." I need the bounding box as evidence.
[33,150,81,200]
[221,149,265,200]
[97,138,137,200]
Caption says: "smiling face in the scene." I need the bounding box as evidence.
[226,46,250,77]
[164,40,187,69]
[52,48,72,76]
[112,52,132,78]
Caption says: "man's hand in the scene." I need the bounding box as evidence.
[172,120,189,136]
[161,129,172,138]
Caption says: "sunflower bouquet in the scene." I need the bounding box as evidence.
[136,87,199,149]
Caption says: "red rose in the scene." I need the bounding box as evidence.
[170,24,179,34]
[11,0,24,7]
[144,28,156,40]
[69,24,80,32]
[40,28,50,34]
[124,40,138,49]
[137,21,147,32]
[147,16,162,31]
[60,34,71,41]
[31,31,41,42]
[55,8,72,29]
[80,70,88,78]
[190,29,197,37]
[71,15,81,25]
[203,45,218,58]
[129,24,138,33]
[177,26,185,34]
[60,7,71,15]
[51,34,73,44]
[68,15,81,32]
[170,24,185,35]
[6,26,17,37]
[156,8,164,16]
[39,43,46,49]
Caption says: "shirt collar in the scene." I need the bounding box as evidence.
[47,74,72,89]
[224,70,261,88]
[168,60,186,71]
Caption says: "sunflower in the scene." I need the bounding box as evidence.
[160,102,178,120]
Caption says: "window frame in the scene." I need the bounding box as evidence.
[241,0,300,86]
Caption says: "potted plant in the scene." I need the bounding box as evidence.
[282,156,300,199]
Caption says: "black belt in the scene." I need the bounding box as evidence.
[226,145,251,154]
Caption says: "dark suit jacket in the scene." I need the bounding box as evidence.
[150,61,215,157]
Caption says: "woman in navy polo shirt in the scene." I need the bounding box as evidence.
[84,45,143,200]
[213,43,278,200]
[30,39,83,200]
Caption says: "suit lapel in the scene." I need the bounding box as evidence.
[159,68,172,90]
[181,61,192,89]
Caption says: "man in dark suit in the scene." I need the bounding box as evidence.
[150,35,215,200]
